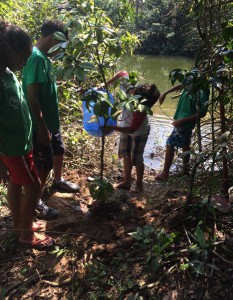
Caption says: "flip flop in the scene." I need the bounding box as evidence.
[17,235,55,250]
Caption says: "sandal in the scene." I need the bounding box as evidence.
[17,235,55,250]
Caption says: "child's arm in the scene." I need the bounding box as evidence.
[103,125,135,134]
[105,70,128,87]
[173,114,198,127]
[0,159,8,185]
[174,89,209,127]
[98,70,128,89]
[173,112,207,127]
[103,111,146,135]
[27,84,51,144]
[159,84,182,105]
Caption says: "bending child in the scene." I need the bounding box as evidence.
[104,71,160,192]
[0,21,54,249]
[156,83,209,181]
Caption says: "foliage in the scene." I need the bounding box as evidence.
[166,0,233,211]
[0,0,57,41]
[129,225,177,272]
[53,0,139,87]
[89,178,114,203]
[134,0,199,56]
[53,0,143,195]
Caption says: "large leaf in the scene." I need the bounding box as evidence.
[48,42,64,54]
[63,66,74,80]
[53,31,67,42]
[195,222,207,249]
[76,67,86,81]
[79,62,95,69]
[96,28,103,43]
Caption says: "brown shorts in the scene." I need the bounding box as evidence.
[118,128,149,166]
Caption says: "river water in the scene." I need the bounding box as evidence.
[120,55,193,169]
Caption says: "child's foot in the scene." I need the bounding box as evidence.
[13,221,46,238]
[18,232,55,250]
[32,221,46,231]
[155,173,169,181]
[116,181,131,190]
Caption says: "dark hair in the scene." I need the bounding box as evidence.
[0,21,31,69]
[134,83,160,108]
[41,20,68,39]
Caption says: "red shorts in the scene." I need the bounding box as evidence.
[0,151,39,185]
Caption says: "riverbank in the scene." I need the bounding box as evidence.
[0,129,233,299]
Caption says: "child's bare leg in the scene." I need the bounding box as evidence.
[182,144,190,175]
[7,181,22,233]
[117,157,132,189]
[38,169,50,195]
[156,144,175,180]
[19,182,45,244]
[135,163,144,192]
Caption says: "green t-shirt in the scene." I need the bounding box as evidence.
[22,47,60,131]
[0,70,32,156]
[174,88,209,130]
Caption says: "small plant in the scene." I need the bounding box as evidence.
[89,178,114,203]
[50,245,69,257]
[129,225,176,272]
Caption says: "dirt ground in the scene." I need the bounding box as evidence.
[0,134,233,300]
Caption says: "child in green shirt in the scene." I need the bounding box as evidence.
[0,21,54,249]
[156,83,209,181]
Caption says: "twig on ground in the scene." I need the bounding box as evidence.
[6,269,56,299]
[212,250,233,266]
[183,224,192,245]
[156,205,184,225]
[40,277,72,287]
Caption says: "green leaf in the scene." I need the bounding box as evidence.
[180,263,189,270]
[117,90,127,101]
[138,104,146,112]
[79,62,95,69]
[96,28,103,43]
[93,102,101,116]
[76,67,86,81]
[53,31,67,42]
[125,102,134,112]
[63,67,74,80]
[195,223,206,249]
[48,42,64,54]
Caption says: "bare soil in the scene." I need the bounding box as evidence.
[0,133,233,300]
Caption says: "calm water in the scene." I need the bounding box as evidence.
[120,55,193,169]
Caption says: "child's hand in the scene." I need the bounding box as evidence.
[172,119,183,127]
[0,161,8,185]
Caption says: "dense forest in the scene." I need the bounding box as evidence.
[0,0,233,299]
